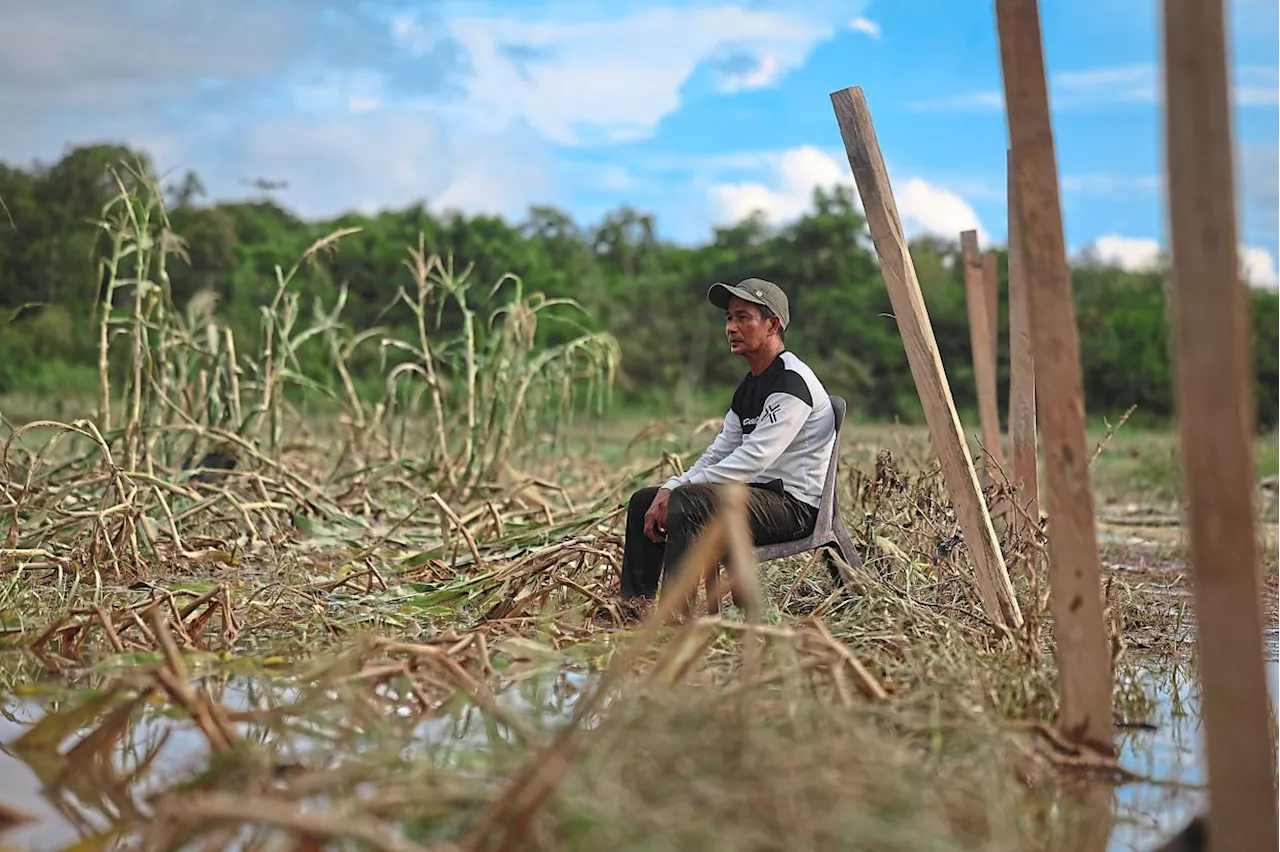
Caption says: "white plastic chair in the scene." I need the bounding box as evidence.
[751,394,863,592]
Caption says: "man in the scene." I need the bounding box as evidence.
[618,277,836,604]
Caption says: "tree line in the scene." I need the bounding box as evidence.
[0,143,1275,431]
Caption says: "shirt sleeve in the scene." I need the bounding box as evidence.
[662,410,743,491]
[671,391,811,488]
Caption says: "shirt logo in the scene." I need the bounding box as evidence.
[741,402,781,427]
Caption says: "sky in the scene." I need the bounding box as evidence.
[2,0,1277,287]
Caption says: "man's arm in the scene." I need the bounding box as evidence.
[674,391,811,487]
[661,411,743,491]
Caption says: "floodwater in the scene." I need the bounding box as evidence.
[0,667,593,850]
[0,642,1276,852]
[1106,632,1279,850]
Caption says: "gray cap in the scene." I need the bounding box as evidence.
[707,277,790,330]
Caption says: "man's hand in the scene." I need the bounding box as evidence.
[643,487,672,542]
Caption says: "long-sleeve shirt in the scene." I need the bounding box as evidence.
[662,351,835,508]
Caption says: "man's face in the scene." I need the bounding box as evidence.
[725,295,778,356]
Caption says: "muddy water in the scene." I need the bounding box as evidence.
[0,668,592,850]
[1,648,1276,851]
[1108,634,1279,850]
[1,685,242,849]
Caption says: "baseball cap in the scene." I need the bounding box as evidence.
[707,277,791,330]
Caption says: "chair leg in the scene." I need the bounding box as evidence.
[826,517,863,595]
[822,548,846,590]
[706,563,725,614]
[833,515,863,571]
[705,562,742,613]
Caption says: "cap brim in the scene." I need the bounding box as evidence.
[707,282,764,310]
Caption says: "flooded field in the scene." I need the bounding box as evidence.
[0,216,1273,850]
[0,636,1276,851]
[1107,637,1279,850]
[1,425,1275,851]
[1,422,1275,852]
[0,668,579,849]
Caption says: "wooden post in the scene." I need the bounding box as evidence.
[982,250,1000,375]
[961,232,1006,488]
[1163,0,1280,848]
[830,86,1022,632]
[985,249,1011,523]
[1006,147,1040,534]
[994,0,1114,753]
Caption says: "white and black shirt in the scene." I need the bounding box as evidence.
[663,351,834,508]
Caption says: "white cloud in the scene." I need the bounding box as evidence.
[1234,65,1280,106]
[1061,173,1161,196]
[0,0,883,225]
[909,91,1004,112]
[0,0,865,221]
[1069,139,1277,286]
[709,146,849,224]
[1240,245,1279,288]
[1080,235,1164,271]
[908,64,1279,111]
[1078,234,1279,289]
[713,51,782,93]
[0,1,420,124]
[415,5,843,146]
[896,177,988,244]
[1054,65,1156,104]
[0,1,300,90]
[290,68,388,116]
[707,145,988,244]
[390,12,442,57]
[849,17,881,39]
[228,113,555,220]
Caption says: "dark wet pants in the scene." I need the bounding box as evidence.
[619,482,817,601]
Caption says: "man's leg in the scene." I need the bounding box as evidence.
[619,486,665,600]
[659,483,817,601]
[744,483,819,544]
[654,484,720,605]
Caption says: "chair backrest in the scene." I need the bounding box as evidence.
[814,395,846,529]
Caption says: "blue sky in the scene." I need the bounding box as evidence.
[3,0,1277,285]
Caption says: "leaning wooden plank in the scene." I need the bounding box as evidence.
[1006,147,1040,535]
[961,231,1006,487]
[994,0,1113,752]
[1162,1,1280,849]
[830,86,1022,632]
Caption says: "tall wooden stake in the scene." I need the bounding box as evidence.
[1007,147,1040,534]
[994,0,1114,753]
[961,231,1005,487]
[982,250,1000,374]
[831,86,1022,632]
[985,249,1014,523]
[1163,1,1279,848]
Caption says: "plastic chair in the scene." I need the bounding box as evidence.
[751,395,863,591]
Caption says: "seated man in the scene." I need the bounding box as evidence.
[619,277,836,604]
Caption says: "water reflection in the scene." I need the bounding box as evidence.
[1108,631,1279,851]
[1,640,1276,851]
[0,665,591,850]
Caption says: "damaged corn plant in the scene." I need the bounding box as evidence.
[0,166,1210,851]
[1,163,621,579]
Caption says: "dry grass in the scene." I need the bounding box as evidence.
[0,173,1270,851]
[0,435,1210,850]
